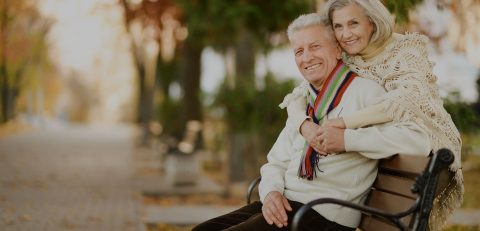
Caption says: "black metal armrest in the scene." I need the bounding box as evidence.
[246,176,261,204]
[291,197,416,231]
[291,148,454,231]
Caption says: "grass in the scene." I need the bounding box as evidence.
[461,142,480,208]
[444,225,480,231]
[146,223,194,231]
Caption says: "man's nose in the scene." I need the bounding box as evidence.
[302,50,313,61]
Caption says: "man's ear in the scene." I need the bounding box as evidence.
[335,45,342,60]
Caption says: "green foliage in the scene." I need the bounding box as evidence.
[444,99,480,134]
[173,0,315,51]
[213,74,296,151]
[383,0,424,23]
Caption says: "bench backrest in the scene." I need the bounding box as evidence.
[359,153,454,231]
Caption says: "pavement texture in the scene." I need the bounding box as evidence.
[0,124,146,231]
[1,123,478,231]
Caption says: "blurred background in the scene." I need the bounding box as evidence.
[0,0,479,230]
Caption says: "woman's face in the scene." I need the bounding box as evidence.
[331,3,374,55]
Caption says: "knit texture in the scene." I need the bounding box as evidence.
[345,32,463,231]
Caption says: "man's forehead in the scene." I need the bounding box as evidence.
[291,25,334,45]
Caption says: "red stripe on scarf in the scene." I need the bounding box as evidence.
[332,72,357,107]
[313,61,344,108]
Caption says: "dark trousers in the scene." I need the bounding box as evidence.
[192,200,355,231]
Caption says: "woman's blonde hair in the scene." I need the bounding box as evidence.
[322,0,394,47]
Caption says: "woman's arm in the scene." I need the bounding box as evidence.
[341,103,391,129]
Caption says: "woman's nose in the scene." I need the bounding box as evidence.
[342,28,353,38]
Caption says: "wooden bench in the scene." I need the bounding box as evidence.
[246,148,454,231]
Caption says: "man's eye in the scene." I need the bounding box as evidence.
[333,24,342,29]
[295,50,303,56]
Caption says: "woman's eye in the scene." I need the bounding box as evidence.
[333,24,342,29]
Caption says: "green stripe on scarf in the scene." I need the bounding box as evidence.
[298,61,356,180]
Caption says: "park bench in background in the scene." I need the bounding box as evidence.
[246,148,454,231]
[164,120,203,186]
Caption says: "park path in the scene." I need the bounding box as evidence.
[0,124,146,231]
[1,123,478,230]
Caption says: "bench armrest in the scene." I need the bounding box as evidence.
[246,176,262,204]
[292,148,454,231]
[291,197,414,231]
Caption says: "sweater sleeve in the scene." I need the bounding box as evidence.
[344,121,431,159]
[343,104,391,129]
[286,96,310,133]
[258,127,292,202]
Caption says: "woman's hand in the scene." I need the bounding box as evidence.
[322,118,346,129]
[299,120,327,155]
[262,191,292,228]
[317,126,346,153]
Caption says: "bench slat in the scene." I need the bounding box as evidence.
[374,174,417,199]
[366,190,415,215]
[379,155,429,178]
[359,215,400,231]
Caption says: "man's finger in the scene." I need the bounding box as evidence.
[263,206,281,226]
[282,197,292,212]
[262,208,273,225]
[272,199,288,224]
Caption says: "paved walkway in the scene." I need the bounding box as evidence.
[1,123,478,230]
[0,124,146,231]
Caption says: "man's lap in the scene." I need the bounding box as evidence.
[192,200,355,231]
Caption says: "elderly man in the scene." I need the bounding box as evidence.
[192,13,430,231]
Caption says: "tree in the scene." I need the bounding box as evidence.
[174,0,316,182]
[383,0,424,23]
[0,0,52,123]
[119,0,185,142]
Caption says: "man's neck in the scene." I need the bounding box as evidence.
[310,60,344,91]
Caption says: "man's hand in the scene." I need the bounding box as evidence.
[262,191,292,228]
[299,120,327,155]
[317,126,346,153]
[322,118,346,129]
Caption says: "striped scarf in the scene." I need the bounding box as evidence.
[298,61,357,180]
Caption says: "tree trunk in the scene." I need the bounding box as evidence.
[229,132,247,182]
[235,29,255,85]
[228,29,257,182]
[0,0,8,123]
[179,39,202,132]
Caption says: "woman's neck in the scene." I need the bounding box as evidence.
[359,36,394,61]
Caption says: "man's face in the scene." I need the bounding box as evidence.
[291,25,342,89]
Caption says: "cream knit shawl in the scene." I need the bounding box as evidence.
[345,32,463,231]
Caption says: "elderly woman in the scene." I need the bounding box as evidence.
[283,0,463,230]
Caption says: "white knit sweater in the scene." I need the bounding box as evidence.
[259,78,431,228]
[285,33,464,231]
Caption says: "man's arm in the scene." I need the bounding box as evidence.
[258,127,291,201]
[258,127,294,228]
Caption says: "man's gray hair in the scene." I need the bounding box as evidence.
[287,13,334,43]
